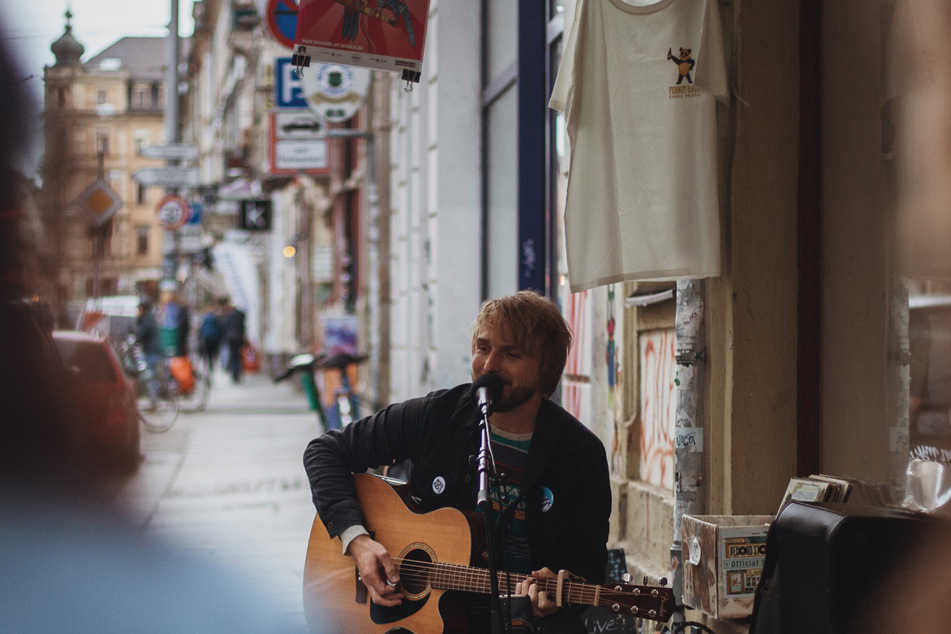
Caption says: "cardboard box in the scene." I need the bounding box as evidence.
[682,514,773,619]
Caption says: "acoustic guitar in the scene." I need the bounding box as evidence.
[303,473,675,632]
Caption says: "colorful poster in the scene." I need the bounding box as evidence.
[294,0,429,79]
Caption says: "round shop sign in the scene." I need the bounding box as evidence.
[301,64,372,124]
[155,194,191,230]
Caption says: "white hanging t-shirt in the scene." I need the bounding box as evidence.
[550,0,729,292]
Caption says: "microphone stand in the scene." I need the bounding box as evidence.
[476,406,506,634]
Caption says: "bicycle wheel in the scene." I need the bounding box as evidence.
[138,378,179,433]
[179,366,211,413]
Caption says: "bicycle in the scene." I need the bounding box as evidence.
[274,351,374,432]
[117,334,180,433]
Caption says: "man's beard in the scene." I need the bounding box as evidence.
[492,383,536,413]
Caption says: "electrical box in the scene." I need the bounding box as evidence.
[682,514,773,619]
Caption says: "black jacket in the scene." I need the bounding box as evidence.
[303,383,611,586]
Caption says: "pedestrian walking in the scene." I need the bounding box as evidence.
[135,301,162,404]
[198,304,224,373]
[223,299,247,384]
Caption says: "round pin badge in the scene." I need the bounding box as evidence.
[541,487,554,512]
[432,476,446,495]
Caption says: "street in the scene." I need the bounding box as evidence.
[115,367,320,632]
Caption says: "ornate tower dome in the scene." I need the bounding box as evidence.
[50,10,84,67]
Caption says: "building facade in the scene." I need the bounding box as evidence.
[42,13,172,314]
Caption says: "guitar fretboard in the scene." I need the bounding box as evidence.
[397,559,604,608]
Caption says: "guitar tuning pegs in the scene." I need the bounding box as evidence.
[620,573,632,583]
[659,577,668,587]
[643,576,649,585]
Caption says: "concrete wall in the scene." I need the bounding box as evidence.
[715,0,801,516]
[819,1,892,482]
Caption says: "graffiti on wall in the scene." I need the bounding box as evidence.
[563,289,589,420]
[640,328,676,489]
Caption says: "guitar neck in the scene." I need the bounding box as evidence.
[423,561,600,607]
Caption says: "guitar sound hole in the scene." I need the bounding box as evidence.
[400,546,433,597]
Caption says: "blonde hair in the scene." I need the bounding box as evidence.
[471,290,572,398]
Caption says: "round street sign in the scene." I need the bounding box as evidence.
[301,64,372,123]
[156,195,191,231]
[266,0,299,50]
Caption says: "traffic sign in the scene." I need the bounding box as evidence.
[274,110,324,139]
[140,143,198,161]
[72,179,123,227]
[269,111,330,174]
[275,57,307,109]
[265,0,298,49]
[133,166,200,188]
[156,195,191,230]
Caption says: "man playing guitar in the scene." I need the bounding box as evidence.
[303,291,612,632]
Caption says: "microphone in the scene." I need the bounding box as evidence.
[470,374,504,417]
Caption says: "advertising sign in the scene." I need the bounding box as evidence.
[294,0,429,80]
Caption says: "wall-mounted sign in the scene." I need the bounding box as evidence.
[294,0,429,81]
[240,199,273,231]
[300,63,371,123]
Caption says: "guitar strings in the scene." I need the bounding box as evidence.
[386,556,661,608]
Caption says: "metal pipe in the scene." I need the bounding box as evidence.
[671,278,706,626]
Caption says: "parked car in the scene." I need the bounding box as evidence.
[52,330,141,473]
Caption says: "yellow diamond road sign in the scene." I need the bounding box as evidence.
[73,179,123,227]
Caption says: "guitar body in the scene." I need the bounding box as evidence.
[303,474,476,633]
[304,474,675,631]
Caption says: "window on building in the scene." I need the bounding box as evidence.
[135,225,149,256]
[57,87,67,109]
[85,277,118,297]
[150,82,161,108]
[136,183,148,204]
[96,130,110,156]
[482,1,550,296]
[132,84,149,109]
[97,89,107,105]
[134,129,150,154]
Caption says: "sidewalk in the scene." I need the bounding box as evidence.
[117,367,320,632]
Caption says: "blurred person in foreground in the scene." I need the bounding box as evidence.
[0,33,295,633]
[304,290,611,632]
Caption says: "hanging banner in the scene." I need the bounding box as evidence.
[294,0,429,82]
